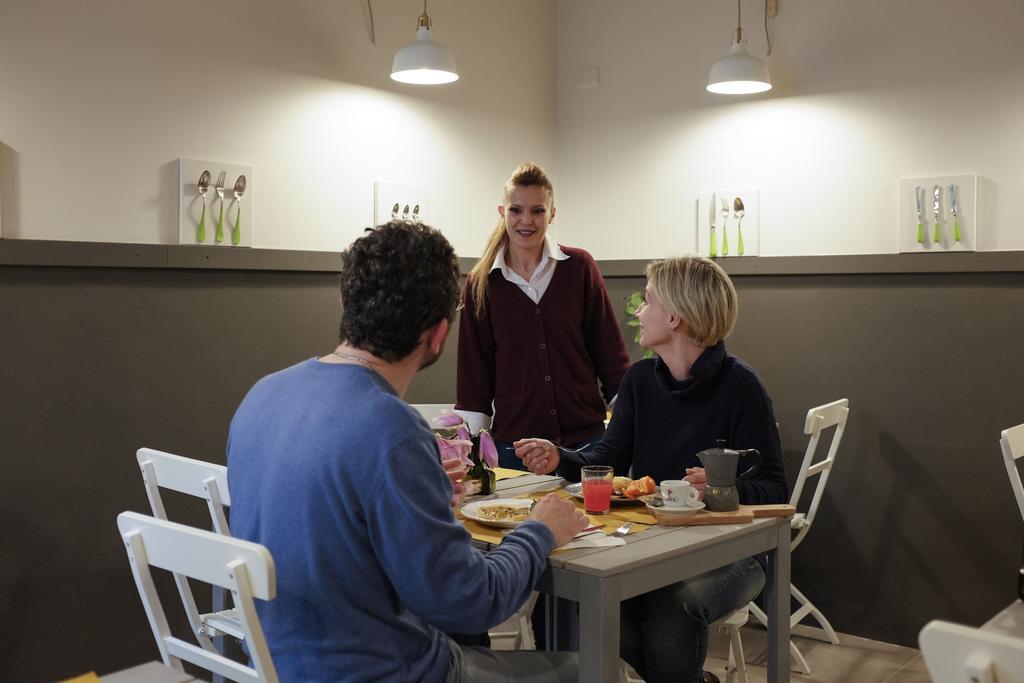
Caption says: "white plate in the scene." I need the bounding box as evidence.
[564,482,644,506]
[460,499,534,528]
[643,500,705,517]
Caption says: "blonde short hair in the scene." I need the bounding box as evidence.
[645,256,738,347]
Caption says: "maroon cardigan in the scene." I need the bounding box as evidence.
[456,246,630,445]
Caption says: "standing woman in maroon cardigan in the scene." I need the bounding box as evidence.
[455,162,630,469]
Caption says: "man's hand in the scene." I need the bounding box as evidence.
[683,466,707,498]
[527,493,588,546]
[513,438,561,474]
[441,456,469,506]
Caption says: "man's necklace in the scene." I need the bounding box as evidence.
[331,351,380,368]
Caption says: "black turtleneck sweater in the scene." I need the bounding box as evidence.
[558,341,788,505]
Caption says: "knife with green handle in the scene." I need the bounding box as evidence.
[709,193,717,257]
[914,185,924,243]
[949,183,961,242]
[932,185,942,243]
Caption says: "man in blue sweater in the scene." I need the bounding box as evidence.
[228,221,588,682]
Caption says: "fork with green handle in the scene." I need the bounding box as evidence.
[720,197,730,255]
[214,171,227,243]
[932,185,942,244]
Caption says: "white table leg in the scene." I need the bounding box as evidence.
[765,519,791,683]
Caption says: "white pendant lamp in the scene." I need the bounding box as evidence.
[391,1,459,85]
[706,0,772,95]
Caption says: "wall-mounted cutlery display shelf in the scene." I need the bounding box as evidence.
[898,174,976,253]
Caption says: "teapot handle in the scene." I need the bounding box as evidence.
[737,449,761,480]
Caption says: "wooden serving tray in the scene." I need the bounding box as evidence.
[649,504,795,527]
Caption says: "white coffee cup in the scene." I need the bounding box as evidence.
[660,479,701,508]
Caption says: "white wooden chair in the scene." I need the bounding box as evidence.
[117,511,279,683]
[410,403,455,425]
[137,448,243,645]
[1000,423,1024,523]
[920,619,1024,683]
[725,398,850,678]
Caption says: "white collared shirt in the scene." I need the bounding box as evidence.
[455,238,571,433]
[492,238,570,304]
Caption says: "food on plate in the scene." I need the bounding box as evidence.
[476,503,530,522]
[612,476,633,493]
[623,475,657,499]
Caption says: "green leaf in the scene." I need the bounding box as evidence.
[626,320,640,327]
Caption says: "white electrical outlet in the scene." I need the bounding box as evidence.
[374,181,429,226]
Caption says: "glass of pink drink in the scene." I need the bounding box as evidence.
[581,465,614,514]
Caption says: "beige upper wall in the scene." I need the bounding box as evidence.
[555,0,1024,258]
[0,0,556,255]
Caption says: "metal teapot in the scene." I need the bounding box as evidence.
[696,440,761,512]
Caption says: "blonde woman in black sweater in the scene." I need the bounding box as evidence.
[517,255,788,683]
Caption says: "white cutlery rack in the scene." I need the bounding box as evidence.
[696,189,760,258]
[177,158,254,248]
[897,174,976,253]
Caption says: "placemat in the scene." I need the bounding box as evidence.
[493,467,530,481]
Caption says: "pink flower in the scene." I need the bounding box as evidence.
[432,411,465,428]
[436,433,473,468]
[479,429,498,468]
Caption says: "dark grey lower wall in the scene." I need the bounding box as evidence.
[1,264,1022,678]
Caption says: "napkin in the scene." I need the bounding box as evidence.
[557,533,627,551]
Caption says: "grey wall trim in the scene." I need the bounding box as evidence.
[4,238,1024,275]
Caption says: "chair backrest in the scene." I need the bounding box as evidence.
[1000,423,1024,523]
[117,512,278,683]
[138,447,231,534]
[136,447,233,646]
[920,619,1024,683]
[409,404,454,425]
[789,399,850,551]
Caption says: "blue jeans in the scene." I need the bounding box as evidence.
[445,637,579,683]
[496,431,603,471]
[620,557,765,683]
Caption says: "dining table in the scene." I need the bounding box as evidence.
[461,470,793,683]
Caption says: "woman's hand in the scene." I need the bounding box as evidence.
[441,456,469,506]
[513,438,561,475]
[683,466,707,498]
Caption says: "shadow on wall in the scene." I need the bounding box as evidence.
[0,142,20,237]
[155,161,179,245]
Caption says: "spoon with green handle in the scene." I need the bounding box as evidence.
[214,171,227,243]
[232,175,247,246]
[196,170,211,243]
[734,196,745,256]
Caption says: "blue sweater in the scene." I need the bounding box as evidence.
[227,359,555,683]
[559,342,789,505]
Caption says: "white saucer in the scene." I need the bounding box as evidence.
[644,501,705,517]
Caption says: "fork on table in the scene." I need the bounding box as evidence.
[613,522,634,537]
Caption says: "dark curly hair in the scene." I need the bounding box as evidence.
[338,221,460,362]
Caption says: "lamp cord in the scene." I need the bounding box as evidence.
[367,0,375,45]
[764,0,773,55]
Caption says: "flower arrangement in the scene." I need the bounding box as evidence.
[432,411,498,502]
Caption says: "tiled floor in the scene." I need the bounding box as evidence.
[104,627,935,682]
[700,624,932,683]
